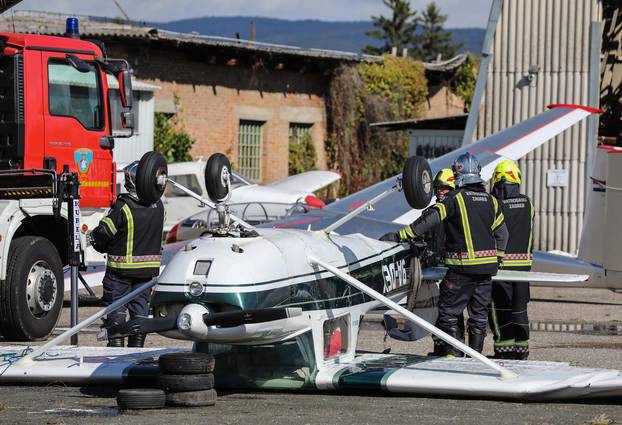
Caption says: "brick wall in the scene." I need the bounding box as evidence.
[108,44,329,184]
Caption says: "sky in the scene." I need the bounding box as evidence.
[11,0,492,27]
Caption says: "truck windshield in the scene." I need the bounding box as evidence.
[48,59,103,130]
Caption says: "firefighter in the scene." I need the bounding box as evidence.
[89,161,165,347]
[385,153,508,356]
[382,168,456,341]
[489,160,534,360]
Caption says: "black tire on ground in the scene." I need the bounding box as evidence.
[166,389,217,407]
[136,151,168,205]
[0,236,63,341]
[158,373,215,392]
[204,153,231,202]
[159,352,215,374]
[116,388,166,410]
[402,156,433,209]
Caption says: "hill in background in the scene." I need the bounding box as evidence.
[154,16,485,55]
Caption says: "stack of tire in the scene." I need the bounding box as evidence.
[116,352,216,411]
[158,352,217,407]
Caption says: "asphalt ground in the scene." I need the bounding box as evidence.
[0,286,621,425]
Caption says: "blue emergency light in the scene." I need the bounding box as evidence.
[65,17,80,38]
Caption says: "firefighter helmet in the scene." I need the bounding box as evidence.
[452,152,483,186]
[123,161,140,200]
[433,168,456,189]
[493,159,522,185]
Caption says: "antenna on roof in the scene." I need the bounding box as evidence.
[112,0,130,23]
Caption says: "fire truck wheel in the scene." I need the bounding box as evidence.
[402,156,433,209]
[136,151,168,205]
[205,153,231,202]
[0,236,63,341]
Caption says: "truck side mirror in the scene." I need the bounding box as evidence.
[118,69,133,109]
[121,110,134,129]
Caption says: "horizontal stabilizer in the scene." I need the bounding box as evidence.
[422,267,589,283]
[495,270,589,283]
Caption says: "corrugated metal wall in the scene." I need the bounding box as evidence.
[409,130,464,159]
[475,0,602,253]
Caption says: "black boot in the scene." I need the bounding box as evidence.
[468,328,486,354]
[429,327,464,357]
[127,333,146,348]
[107,337,125,347]
[514,344,529,360]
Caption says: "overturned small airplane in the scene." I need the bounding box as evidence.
[3,104,622,401]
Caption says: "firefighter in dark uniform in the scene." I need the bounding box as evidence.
[382,169,456,341]
[390,153,508,356]
[89,161,165,347]
[489,160,534,360]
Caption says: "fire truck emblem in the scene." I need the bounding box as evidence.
[74,148,93,175]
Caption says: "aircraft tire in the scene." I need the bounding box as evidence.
[159,352,215,374]
[116,388,166,410]
[158,373,215,392]
[166,389,217,407]
[204,153,231,202]
[136,151,168,205]
[402,156,433,209]
[0,236,63,341]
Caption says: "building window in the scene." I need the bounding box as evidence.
[238,120,264,182]
[289,123,313,144]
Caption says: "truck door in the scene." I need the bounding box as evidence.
[42,51,113,208]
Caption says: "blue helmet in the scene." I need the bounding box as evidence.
[452,152,483,187]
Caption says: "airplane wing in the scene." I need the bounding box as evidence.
[267,170,340,194]
[265,104,600,237]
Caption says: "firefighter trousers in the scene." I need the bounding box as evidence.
[102,270,153,328]
[489,280,530,356]
[436,270,492,334]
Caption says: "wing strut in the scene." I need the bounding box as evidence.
[307,253,518,380]
[321,179,401,235]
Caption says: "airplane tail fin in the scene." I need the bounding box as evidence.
[577,146,622,273]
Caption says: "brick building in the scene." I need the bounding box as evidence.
[1,12,464,184]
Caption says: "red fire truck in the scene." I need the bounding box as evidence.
[0,6,135,341]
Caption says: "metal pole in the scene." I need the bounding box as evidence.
[461,0,504,146]
[21,278,159,362]
[321,184,399,235]
[165,178,254,229]
[308,253,518,380]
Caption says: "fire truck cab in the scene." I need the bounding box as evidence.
[0,20,134,341]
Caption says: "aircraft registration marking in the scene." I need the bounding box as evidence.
[382,258,408,294]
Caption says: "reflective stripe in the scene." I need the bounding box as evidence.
[492,196,498,214]
[101,217,117,235]
[494,339,515,347]
[492,210,505,230]
[122,204,134,263]
[434,203,447,220]
[455,193,474,258]
[107,260,161,269]
[496,249,505,257]
[109,254,162,262]
[446,250,497,259]
[445,257,497,266]
[515,340,529,347]
[502,259,533,267]
[527,203,534,264]
[490,300,501,340]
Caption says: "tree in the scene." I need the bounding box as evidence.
[363,0,418,56]
[154,113,194,163]
[414,2,462,61]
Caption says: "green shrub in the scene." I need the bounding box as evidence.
[288,132,317,175]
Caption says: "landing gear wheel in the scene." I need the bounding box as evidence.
[116,388,166,410]
[0,237,63,341]
[159,352,215,374]
[166,389,217,407]
[136,151,168,205]
[158,373,215,392]
[205,153,231,202]
[402,156,433,209]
